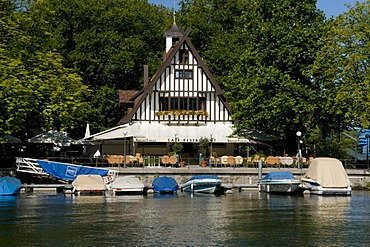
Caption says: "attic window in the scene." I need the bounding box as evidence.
[175,69,193,79]
[179,49,189,64]
[172,37,180,46]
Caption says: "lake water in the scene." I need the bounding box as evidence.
[0,191,369,246]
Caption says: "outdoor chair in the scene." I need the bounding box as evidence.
[161,155,170,167]
[227,156,236,167]
[210,156,216,167]
[280,156,293,168]
[221,156,228,167]
[246,157,252,167]
[265,156,280,167]
[169,156,178,167]
[106,155,124,168]
[235,156,243,167]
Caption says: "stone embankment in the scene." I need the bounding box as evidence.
[115,166,370,190]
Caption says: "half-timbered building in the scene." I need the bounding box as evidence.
[85,23,256,162]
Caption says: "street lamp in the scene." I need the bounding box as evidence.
[296,131,302,169]
[123,130,128,169]
[366,134,370,170]
[210,133,213,157]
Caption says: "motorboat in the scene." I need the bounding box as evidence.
[0,176,23,196]
[181,175,222,194]
[258,171,302,194]
[72,174,107,195]
[110,176,145,195]
[301,157,352,196]
[152,176,178,194]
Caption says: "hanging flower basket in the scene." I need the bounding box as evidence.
[155,110,208,117]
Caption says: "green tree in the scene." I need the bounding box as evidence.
[311,1,370,135]
[22,0,172,133]
[179,0,248,87]
[222,0,326,154]
[0,49,91,137]
[0,0,90,139]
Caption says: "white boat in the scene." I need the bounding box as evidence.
[109,176,145,195]
[72,174,107,195]
[301,157,352,196]
[258,171,302,194]
[181,175,222,194]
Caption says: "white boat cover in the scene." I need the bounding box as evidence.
[110,176,144,190]
[303,157,351,188]
[72,175,107,191]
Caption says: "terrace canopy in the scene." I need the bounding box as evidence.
[84,123,258,144]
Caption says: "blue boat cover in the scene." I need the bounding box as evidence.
[37,160,109,181]
[261,171,295,180]
[152,176,179,193]
[188,175,219,181]
[0,176,23,195]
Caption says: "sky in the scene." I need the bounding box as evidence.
[148,0,367,18]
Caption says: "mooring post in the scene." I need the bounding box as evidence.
[258,159,262,180]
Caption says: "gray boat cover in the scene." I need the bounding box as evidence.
[303,157,351,188]
[72,175,107,191]
[110,176,144,190]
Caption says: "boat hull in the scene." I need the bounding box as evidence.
[182,179,221,194]
[76,190,106,196]
[302,179,352,196]
[258,181,302,194]
[113,188,144,195]
[110,176,145,195]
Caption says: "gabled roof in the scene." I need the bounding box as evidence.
[118,28,232,125]
[119,90,140,105]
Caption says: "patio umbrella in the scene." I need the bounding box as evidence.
[1,135,22,143]
[85,123,91,138]
[28,130,75,147]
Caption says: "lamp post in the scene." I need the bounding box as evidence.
[123,130,127,169]
[210,133,213,157]
[366,134,370,170]
[296,131,302,169]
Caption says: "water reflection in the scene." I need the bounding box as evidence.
[0,191,368,246]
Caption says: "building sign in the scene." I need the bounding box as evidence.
[134,137,217,143]
[134,138,158,142]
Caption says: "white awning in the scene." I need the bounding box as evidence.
[84,122,256,144]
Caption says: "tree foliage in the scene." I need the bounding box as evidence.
[3,0,370,158]
[20,0,172,133]
[0,0,90,139]
[312,1,370,130]
[205,0,326,153]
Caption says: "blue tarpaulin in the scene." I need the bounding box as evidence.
[0,176,23,196]
[261,171,296,181]
[37,160,109,181]
[152,176,179,193]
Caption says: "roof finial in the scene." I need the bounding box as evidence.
[173,0,176,24]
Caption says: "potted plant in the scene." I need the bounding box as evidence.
[170,142,183,167]
[198,137,209,167]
